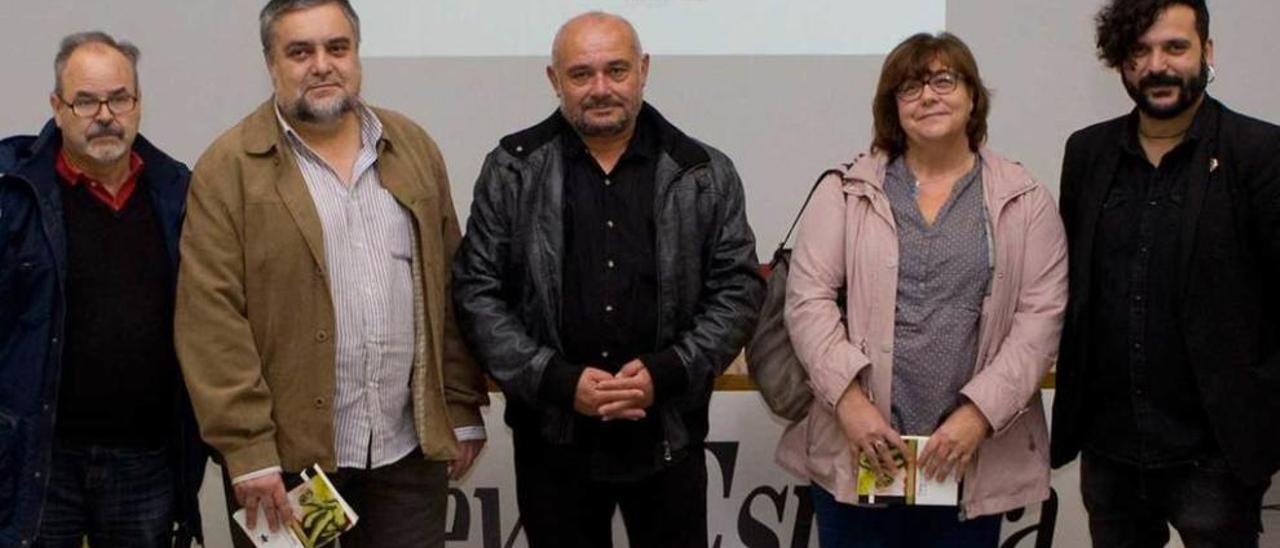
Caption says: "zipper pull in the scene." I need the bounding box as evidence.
[663,441,673,463]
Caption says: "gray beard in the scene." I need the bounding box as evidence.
[291,94,357,124]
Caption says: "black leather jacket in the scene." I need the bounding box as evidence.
[453,104,764,464]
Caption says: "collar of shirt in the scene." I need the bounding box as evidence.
[1119,100,1210,159]
[55,148,145,212]
[559,107,659,164]
[273,100,386,160]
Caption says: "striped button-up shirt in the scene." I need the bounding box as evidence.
[273,104,482,471]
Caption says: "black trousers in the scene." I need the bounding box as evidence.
[513,432,708,548]
[1081,450,1270,548]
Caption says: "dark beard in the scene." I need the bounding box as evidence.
[1123,61,1209,120]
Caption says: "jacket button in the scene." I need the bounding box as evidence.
[314,397,326,408]
[316,330,329,342]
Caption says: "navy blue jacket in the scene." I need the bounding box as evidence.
[0,120,206,547]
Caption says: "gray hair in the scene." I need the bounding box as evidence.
[551,11,644,67]
[259,0,361,55]
[53,31,140,97]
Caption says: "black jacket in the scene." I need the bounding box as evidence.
[452,104,764,466]
[1052,97,1280,483]
[0,121,207,547]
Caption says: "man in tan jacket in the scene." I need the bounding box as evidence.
[175,1,487,546]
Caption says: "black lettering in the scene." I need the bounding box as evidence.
[1000,487,1058,548]
[445,488,470,541]
[738,485,787,548]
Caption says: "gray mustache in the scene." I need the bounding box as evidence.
[86,124,124,140]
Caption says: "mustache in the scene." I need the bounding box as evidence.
[1138,72,1186,91]
[305,77,344,89]
[86,122,124,140]
[581,95,624,109]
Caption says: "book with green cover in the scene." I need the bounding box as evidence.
[856,435,960,506]
[233,465,359,548]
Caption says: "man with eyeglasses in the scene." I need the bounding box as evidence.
[1053,0,1280,545]
[0,31,206,547]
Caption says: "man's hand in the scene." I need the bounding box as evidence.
[835,381,909,478]
[596,360,655,420]
[233,473,294,532]
[449,439,486,480]
[574,367,637,417]
[918,401,991,482]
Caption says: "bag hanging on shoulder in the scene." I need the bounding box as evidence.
[746,166,848,421]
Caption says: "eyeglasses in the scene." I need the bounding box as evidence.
[895,71,962,102]
[57,94,138,118]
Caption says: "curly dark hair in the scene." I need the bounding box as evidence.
[1096,0,1210,68]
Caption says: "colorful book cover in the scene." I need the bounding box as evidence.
[233,465,359,548]
[856,435,960,506]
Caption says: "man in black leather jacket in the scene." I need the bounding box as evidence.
[452,11,763,548]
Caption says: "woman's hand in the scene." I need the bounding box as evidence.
[835,380,910,477]
[918,401,991,482]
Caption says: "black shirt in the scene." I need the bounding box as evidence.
[545,110,679,479]
[559,112,662,374]
[1085,108,1217,464]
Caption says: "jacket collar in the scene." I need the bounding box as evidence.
[10,119,186,200]
[242,98,395,157]
[845,146,1035,200]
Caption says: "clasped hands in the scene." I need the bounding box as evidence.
[574,359,655,420]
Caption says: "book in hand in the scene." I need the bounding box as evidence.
[233,465,359,548]
[856,435,960,506]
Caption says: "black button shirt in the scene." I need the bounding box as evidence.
[556,110,673,479]
[1086,110,1217,464]
[559,113,661,373]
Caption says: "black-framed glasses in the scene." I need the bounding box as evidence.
[895,71,962,101]
[57,94,138,118]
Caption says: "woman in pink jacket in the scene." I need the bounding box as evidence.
[776,32,1068,547]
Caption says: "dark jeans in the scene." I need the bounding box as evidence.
[223,449,449,548]
[34,443,175,548]
[513,433,708,548]
[1081,451,1270,548]
[810,485,1001,548]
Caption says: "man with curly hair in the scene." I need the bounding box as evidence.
[1053,0,1280,545]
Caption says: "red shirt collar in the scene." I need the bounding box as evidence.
[56,149,145,212]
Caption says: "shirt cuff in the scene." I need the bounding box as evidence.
[538,354,585,409]
[231,466,283,485]
[453,426,487,442]
[641,348,687,403]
